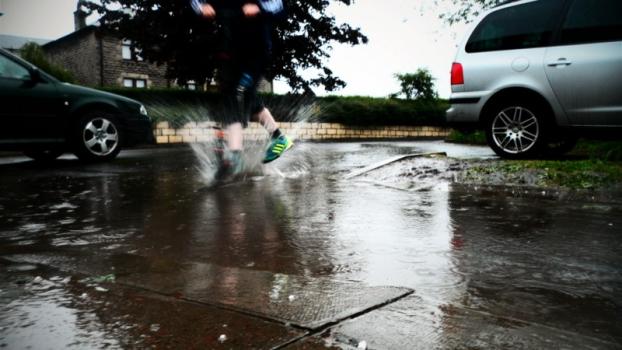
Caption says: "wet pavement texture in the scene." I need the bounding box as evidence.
[0,141,621,349]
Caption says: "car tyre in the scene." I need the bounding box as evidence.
[24,149,65,162]
[73,111,122,162]
[485,101,548,159]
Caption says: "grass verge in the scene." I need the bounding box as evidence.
[463,159,622,189]
[448,130,622,189]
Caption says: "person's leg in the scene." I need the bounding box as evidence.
[254,107,293,164]
[226,122,244,151]
[253,107,281,138]
[224,71,251,158]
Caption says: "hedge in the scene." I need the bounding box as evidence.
[102,88,448,127]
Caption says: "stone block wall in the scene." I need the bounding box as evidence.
[101,36,169,88]
[153,122,450,144]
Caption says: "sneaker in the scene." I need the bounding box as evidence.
[263,135,293,163]
[215,151,243,180]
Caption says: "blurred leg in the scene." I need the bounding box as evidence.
[254,107,278,135]
[226,122,244,151]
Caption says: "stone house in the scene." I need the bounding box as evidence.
[43,27,171,89]
[41,2,171,89]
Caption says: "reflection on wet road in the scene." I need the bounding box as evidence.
[0,142,620,349]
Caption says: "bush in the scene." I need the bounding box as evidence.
[393,69,438,101]
[102,88,449,126]
[446,129,487,145]
[318,96,448,126]
[20,43,75,83]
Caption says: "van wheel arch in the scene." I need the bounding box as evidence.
[481,89,557,159]
[479,88,556,128]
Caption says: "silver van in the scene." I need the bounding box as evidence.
[446,0,622,158]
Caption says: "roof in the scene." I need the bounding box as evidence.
[0,34,51,50]
[42,25,100,49]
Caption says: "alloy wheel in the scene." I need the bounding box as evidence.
[491,106,540,155]
[82,118,119,156]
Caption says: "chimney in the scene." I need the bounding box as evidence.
[74,1,87,31]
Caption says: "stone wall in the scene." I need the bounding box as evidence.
[101,36,170,88]
[154,122,449,144]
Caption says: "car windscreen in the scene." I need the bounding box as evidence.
[465,0,564,53]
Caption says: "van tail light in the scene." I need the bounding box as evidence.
[451,62,464,85]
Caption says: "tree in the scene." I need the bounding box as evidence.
[393,69,437,101]
[83,0,368,91]
[435,0,507,25]
[20,43,75,83]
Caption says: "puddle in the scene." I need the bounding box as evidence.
[0,143,620,348]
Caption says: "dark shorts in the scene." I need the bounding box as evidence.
[217,57,266,127]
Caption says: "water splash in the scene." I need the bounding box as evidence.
[146,94,321,184]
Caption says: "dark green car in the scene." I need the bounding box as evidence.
[0,48,153,162]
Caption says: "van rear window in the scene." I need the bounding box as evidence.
[466,0,562,53]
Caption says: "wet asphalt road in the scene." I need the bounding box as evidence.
[0,141,621,349]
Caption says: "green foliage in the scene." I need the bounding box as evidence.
[84,0,368,91]
[461,139,622,189]
[20,43,75,83]
[465,159,622,189]
[102,87,220,127]
[571,140,622,161]
[103,88,448,126]
[446,129,486,145]
[393,69,437,101]
[503,160,622,189]
[319,95,448,126]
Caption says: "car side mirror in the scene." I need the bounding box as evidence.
[29,67,42,83]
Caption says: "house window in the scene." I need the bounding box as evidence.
[122,39,144,61]
[123,78,147,88]
[122,40,132,60]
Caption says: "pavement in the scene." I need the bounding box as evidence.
[0,141,621,349]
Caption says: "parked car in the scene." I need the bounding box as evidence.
[0,48,153,162]
[446,0,622,158]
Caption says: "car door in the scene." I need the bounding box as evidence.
[0,52,63,143]
[544,0,622,126]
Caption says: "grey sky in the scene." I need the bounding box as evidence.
[0,0,79,39]
[0,0,469,97]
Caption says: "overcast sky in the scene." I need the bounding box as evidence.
[0,0,469,98]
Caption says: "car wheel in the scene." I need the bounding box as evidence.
[24,149,64,162]
[485,102,547,159]
[73,111,122,162]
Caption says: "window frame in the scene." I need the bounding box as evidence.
[122,40,133,60]
[121,39,144,61]
[122,78,148,89]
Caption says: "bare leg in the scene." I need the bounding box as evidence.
[226,122,244,151]
[253,107,278,134]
